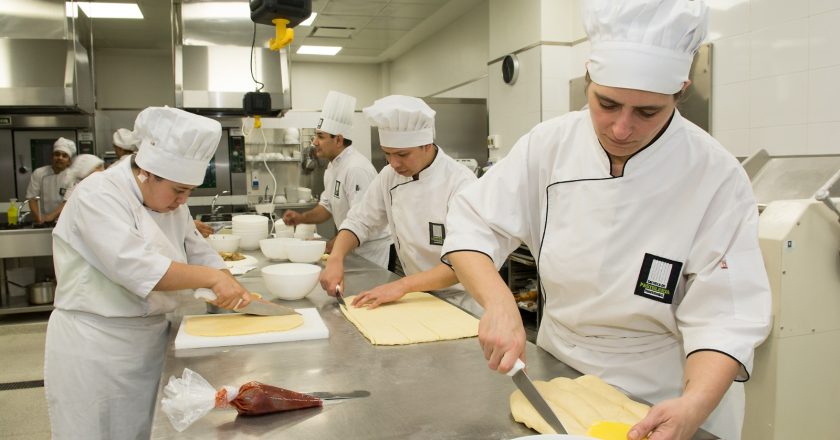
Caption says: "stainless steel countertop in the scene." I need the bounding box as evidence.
[151,253,716,439]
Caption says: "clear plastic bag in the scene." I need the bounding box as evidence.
[160,368,322,432]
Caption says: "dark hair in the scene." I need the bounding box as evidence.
[130,155,163,181]
[584,72,686,102]
[329,134,352,147]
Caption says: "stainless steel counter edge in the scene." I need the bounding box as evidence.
[150,252,717,439]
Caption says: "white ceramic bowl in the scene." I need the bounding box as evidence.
[273,230,294,239]
[285,240,326,263]
[259,237,300,260]
[206,234,240,253]
[261,263,322,300]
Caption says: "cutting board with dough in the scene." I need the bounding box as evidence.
[174,308,329,350]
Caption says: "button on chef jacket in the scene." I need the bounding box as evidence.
[26,165,71,214]
[442,109,772,435]
[320,146,392,266]
[340,146,476,285]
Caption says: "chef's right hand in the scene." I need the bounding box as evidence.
[479,294,527,374]
[320,258,344,297]
[209,272,251,309]
[282,210,301,226]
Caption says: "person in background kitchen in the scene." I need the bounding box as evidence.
[45,106,252,440]
[442,1,772,439]
[109,127,139,166]
[320,95,482,316]
[282,91,393,268]
[25,136,75,224]
[62,153,105,202]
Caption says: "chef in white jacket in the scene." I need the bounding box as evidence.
[283,91,392,268]
[25,136,75,224]
[443,2,772,439]
[320,95,481,315]
[45,107,252,440]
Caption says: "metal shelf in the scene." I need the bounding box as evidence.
[0,295,52,315]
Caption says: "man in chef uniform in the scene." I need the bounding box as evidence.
[282,91,392,268]
[320,95,481,315]
[45,107,252,439]
[442,1,772,439]
[109,127,139,167]
[25,136,75,224]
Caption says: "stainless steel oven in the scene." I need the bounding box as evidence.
[0,114,94,201]
[190,125,247,196]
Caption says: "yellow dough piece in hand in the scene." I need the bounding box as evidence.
[587,421,638,440]
[185,313,304,337]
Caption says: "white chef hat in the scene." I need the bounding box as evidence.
[134,107,221,186]
[53,137,76,158]
[112,128,139,151]
[583,0,708,94]
[67,154,104,181]
[363,95,435,148]
[317,91,356,138]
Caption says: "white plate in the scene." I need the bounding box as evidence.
[224,254,258,268]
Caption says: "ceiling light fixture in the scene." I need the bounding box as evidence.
[299,12,317,26]
[297,45,342,56]
[76,2,143,19]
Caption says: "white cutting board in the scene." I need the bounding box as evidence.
[174,308,329,350]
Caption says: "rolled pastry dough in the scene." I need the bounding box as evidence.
[340,291,478,345]
[185,313,304,337]
[510,374,649,435]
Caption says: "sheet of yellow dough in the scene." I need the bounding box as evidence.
[185,313,304,337]
[510,374,650,435]
[340,291,478,345]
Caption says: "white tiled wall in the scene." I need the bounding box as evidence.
[487,46,542,162]
[708,0,840,156]
[289,62,382,110]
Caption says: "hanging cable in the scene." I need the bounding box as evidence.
[250,22,265,91]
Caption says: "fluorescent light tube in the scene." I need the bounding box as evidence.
[300,12,317,26]
[77,2,143,19]
[297,46,342,56]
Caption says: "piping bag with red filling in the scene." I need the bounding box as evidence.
[161,368,322,432]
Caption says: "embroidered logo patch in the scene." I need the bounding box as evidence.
[333,180,341,198]
[634,253,683,304]
[428,222,445,246]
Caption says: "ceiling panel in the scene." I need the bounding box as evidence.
[364,16,421,31]
[379,3,445,19]
[306,14,373,29]
[321,0,388,16]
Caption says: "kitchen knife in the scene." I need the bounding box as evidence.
[507,359,568,434]
[335,285,347,308]
[194,289,300,316]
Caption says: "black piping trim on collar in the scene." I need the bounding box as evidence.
[440,249,494,269]
[686,348,750,382]
[388,180,416,206]
[338,228,361,248]
[603,109,675,177]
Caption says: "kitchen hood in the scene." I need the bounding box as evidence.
[174,0,292,117]
[0,0,95,114]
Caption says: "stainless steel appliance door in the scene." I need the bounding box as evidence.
[0,130,14,202]
[191,129,232,197]
[13,130,77,200]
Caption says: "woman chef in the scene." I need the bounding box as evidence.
[25,136,75,224]
[282,91,392,267]
[45,107,252,439]
[320,95,481,316]
[442,1,772,439]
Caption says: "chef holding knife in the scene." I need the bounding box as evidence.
[320,95,482,316]
[282,90,393,268]
[443,1,772,439]
[45,106,251,440]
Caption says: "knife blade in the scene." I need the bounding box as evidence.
[507,359,567,434]
[335,285,347,308]
[194,289,300,316]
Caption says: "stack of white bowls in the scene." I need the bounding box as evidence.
[294,223,317,240]
[273,220,295,238]
[232,214,269,250]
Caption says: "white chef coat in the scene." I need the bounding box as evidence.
[340,146,482,315]
[45,158,226,439]
[25,165,71,215]
[442,110,772,439]
[320,146,392,268]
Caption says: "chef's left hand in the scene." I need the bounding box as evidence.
[628,395,705,440]
[351,280,407,309]
[194,220,213,238]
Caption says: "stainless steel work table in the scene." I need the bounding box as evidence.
[151,252,716,439]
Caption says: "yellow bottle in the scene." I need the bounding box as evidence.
[7,198,18,226]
